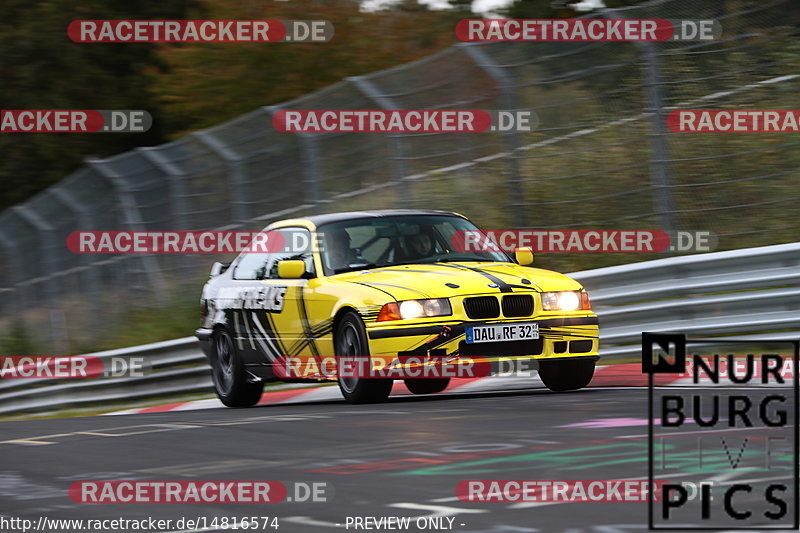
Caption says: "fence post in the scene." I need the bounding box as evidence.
[49,187,102,336]
[347,75,412,207]
[11,205,66,352]
[264,106,321,214]
[299,133,322,213]
[136,147,190,232]
[460,43,527,227]
[194,130,250,227]
[11,206,56,287]
[86,157,168,303]
[0,228,25,323]
[135,147,196,286]
[640,43,677,236]
[602,8,676,237]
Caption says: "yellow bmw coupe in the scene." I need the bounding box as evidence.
[196,210,599,405]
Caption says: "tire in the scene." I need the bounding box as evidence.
[404,378,450,395]
[335,311,393,404]
[538,358,596,392]
[211,327,264,407]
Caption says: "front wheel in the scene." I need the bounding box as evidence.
[211,327,264,407]
[538,358,596,392]
[404,378,450,395]
[335,311,393,404]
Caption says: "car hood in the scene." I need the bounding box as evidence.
[331,262,583,301]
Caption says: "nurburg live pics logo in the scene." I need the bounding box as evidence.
[643,332,799,530]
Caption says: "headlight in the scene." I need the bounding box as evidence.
[541,291,589,311]
[377,298,452,321]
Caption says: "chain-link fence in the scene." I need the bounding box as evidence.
[1,0,798,352]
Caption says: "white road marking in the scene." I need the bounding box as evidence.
[388,502,487,517]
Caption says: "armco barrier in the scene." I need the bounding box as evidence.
[0,337,208,416]
[0,242,797,415]
[574,242,800,359]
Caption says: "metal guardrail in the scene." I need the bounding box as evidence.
[1,242,797,415]
[574,242,800,359]
[0,337,208,416]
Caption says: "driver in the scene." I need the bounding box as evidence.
[407,229,436,259]
[324,228,360,271]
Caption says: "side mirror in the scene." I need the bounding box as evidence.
[515,247,534,266]
[209,261,231,278]
[278,260,306,279]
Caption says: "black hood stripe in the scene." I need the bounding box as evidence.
[432,263,514,293]
[476,268,544,291]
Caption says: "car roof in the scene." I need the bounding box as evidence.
[301,209,466,227]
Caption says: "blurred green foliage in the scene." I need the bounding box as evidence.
[0,319,39,355]
[0,0,469,211]
[0,0,199,210]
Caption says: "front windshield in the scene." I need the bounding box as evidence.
[318,215,511,275]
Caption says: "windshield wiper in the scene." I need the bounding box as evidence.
[333,263,378,274]
[435,257,492,263]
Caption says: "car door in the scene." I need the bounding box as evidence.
[228,227,314,373]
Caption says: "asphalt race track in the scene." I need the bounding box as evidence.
[0,383,795,533]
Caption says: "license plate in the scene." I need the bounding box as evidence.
[465,322,539,343]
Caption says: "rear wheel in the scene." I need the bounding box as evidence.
[538,358,596,392]
[404,378,450,395]
[211,327,263,407]
[335,311,393,404]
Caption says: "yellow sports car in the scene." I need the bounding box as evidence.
[196,210,599,405]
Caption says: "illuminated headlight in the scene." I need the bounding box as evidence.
[541,291,584,311]
[378,299,452,321]
[399,298,451,319]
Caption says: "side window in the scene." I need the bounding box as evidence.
[233,252,271,280]
[233,227,315,280]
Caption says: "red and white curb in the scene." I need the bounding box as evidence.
[105,363,692,416]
